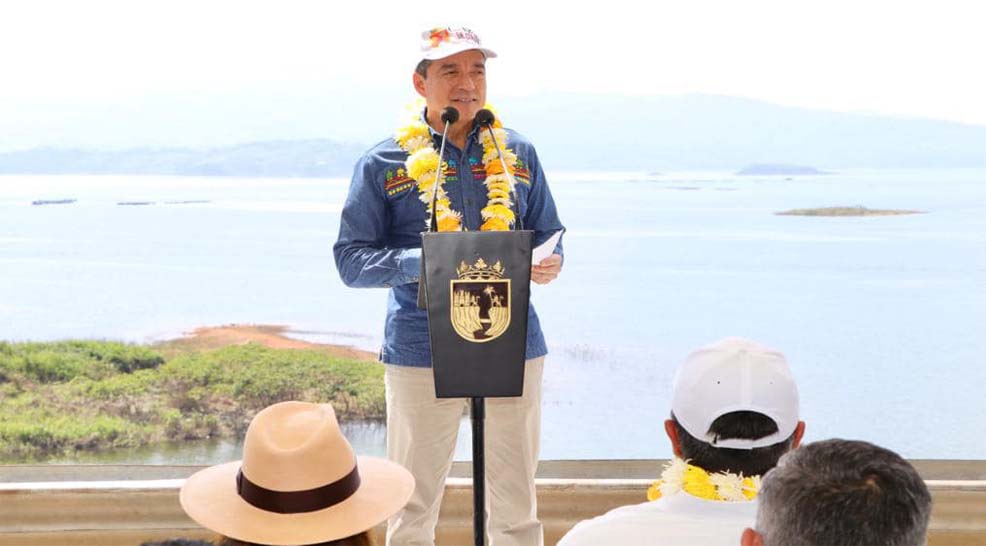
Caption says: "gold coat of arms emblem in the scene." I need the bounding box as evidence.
[450,257,511,343]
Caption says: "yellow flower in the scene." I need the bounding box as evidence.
[481,204,515,223]
[485,173,512,187]
[487,187,511,200]
[500,149,518,170]
[480,128,508,150]
[487,197,512,208]
[742,477,760,500]
[647,480,664,501]
[481,147,499,165]
[403,135,432,153]
[415,171,438,191]
[485,160,506,176]
[437,214,462,232]
[649,458,762,503]
[682,465,719,500]
[396,122,431,151]
[481,217,510,231]
[407,149,439,181]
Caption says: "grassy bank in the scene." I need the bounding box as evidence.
[0,338,383,459]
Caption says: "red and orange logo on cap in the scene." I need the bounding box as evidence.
[428,28,451,48]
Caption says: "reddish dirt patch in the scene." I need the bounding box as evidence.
[159,324,377,361]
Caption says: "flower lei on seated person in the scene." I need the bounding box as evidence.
[395,102,517,231]
[647,458,762,502]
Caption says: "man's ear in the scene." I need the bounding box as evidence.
[791,421,806,449]
[664,419,683,458]
[741,528,764,546]
[413,72,426,97]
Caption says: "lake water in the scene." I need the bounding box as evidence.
[1,170,984,463]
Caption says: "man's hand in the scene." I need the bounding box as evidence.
[531,253,562,285]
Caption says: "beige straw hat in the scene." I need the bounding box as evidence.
[180,401,414,546]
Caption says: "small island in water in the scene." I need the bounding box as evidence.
[31,198,77,206]
[776,206,923,217]
[737,164,832,176]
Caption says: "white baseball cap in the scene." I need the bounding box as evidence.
[419,27,497,61]
[671,337,800,450]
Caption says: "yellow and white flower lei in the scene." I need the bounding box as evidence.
[395,102,519,232]
[647,458,761,502]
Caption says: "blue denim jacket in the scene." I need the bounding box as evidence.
[333,121,565,367]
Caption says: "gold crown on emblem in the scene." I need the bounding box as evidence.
[456,258,505,280]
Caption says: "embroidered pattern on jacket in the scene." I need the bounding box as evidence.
[469,156,531,185]
[386,162,462,197]
[384,167,414,196]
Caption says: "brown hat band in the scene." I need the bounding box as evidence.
[236,465,361,514]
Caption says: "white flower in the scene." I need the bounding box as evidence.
[659,458,688,497]
[709,472,747,502]
[404,135,432,153]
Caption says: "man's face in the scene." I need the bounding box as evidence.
[413,49,487,125]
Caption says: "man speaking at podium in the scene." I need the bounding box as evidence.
[334,26,565,546]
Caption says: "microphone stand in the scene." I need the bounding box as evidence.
[429,107,460,231]
[471,395,486,546]
[417,107,459,310]
[469,110,522,546]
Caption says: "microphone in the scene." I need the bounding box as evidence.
[473,108,495,129]
[429,106,460,232]
[472,109,523,230]
[441,106,460,125]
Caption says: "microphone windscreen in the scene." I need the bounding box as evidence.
[473,109,495,128]
[441,106,460,124]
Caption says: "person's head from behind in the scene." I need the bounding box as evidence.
[179,401,414,546]
[742,439,932,546]
[665,337,805,476]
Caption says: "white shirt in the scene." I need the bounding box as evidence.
[557,492,757,546]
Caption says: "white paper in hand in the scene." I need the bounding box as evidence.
[531,229,564,265]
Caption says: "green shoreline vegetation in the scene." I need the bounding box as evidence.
[776,206,923,217]
[0,340,383,460]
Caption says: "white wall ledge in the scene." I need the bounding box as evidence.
[1,462,985,546]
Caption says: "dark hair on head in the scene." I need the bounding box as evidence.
[415,59,432,79]
[756,439,932,546]
[671,410,795,476]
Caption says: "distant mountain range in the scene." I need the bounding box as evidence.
[0,140,364,177]
[1,92,984,175]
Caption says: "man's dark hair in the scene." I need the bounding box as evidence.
[756,439,931,546]
[671,410,795,476]
[415,59,432,79]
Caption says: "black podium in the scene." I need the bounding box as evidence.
[420,230,533,546]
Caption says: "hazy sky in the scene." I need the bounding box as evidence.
[3,0,986,125]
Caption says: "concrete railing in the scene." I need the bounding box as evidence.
[2,461,985,545]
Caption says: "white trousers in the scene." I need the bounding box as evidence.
[384,357,545,546]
